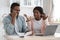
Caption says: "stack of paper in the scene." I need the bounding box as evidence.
[54,33,60,37]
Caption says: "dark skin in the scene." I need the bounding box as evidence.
[10,6,20,25]
[24,10,47,35]
[33,10,46,35]
[33,10,42,21]
[42,13,48,20]
[24,10,42,21]
[24,12,48,22]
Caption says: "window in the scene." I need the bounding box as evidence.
[10,0,43,7]
[10,0,43,16]
[51,0,60,23]
[20,0,43,7]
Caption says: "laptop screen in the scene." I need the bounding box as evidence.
[44,25,58,36]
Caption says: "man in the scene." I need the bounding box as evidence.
[3,3,29,36]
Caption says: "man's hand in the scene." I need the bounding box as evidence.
[11,13,17,25]
[11,13,17,18]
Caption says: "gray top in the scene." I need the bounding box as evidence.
[3,15,29,35]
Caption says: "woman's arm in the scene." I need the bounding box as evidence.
[41,19,46,35]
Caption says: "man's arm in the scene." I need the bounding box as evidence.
[3,18,15,35]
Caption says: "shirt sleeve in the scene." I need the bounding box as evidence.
[14,20,22,36]
[22,17,29,33]
[3,18,15,35]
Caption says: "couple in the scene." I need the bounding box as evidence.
[3,2,48,36]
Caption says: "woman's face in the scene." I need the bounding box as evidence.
[33,10,41,20]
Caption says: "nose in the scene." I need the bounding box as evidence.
[35,13,38,16]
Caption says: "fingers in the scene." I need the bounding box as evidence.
[11,13,17,18]
[24,14,27,18]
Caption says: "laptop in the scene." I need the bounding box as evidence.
[44,25,58,36]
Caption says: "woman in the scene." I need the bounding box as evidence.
[24,6,48,36]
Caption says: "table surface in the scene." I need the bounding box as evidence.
[4,35,60,40]
[0,23,60,40]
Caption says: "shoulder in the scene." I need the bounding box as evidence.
[3,15,11,23]
[18,15,25,21]
[19,16,24,19]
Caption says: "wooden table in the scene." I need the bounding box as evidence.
[4,35,60,40]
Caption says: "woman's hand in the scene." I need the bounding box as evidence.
[42,13,48,20]
[24,14,32,22]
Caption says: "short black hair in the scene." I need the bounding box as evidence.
[33,6,44,14]
[10,2,20,12]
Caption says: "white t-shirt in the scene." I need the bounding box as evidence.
[28,19,43,35]
[33,19,43,34]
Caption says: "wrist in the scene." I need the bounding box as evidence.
[11,17,16,25]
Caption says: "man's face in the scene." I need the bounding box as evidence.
[33,10,41,20]
[12,6,20,16]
